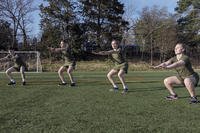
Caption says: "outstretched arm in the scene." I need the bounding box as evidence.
[153,59,172,69]
[92,50,115,55]
[0,55,9,62]
[164,60,185,69]
[92,51,109,55]
[48,47,66,53]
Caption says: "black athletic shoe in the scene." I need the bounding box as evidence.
[166,94,178,100]
[58,82,67,86]
[121,88,128,94]
[70,83,76,87]
[8,81,16,85]
[22,81,26,86]
[109,87,118,92]
[190,96,199,104]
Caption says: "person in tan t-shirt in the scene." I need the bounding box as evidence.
[92,40,128,94]
[154,43,199,104]
[48,40,76,86]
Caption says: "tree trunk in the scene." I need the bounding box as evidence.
[22,29,27,47]
[12,19,18,48]
[150,35,153,65]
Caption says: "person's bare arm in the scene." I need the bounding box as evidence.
[48,47,66,53]
[153,59,172,69]
[0,57,8,62]
[164,60,185,69]
[92,50,114,55]
[0,55,10,62]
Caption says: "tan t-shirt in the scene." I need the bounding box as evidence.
[111,48,126,65]
[169,54,195,78]
[61,47,75,63]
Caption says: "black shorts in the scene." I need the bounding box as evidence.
[13,65,28,72]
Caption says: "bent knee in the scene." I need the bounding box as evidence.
[20,69,24,73]
[6,70,10,74]
[107,74,110,78]
[58,70,62,74]
[164,78,171,85]
[107,73,112,78]
[118,73,123,78]
[184,78,191,83]
[67,70,71,74]
[184,79,193,87]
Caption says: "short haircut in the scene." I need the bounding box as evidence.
[61,40,65,43]
[111,39,119,44]
[176,43,185,49]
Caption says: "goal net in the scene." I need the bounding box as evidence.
[0,51,42,72]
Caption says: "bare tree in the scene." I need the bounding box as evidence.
[0,0,36,48]
[134,6,178,65]
[155,18,177,62]
[121,3,136,45]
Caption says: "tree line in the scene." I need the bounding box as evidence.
[0,0,200,64]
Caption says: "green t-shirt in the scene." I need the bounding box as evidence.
[169,54,195,78]
[62,47,75,63]
[111,48,126,65]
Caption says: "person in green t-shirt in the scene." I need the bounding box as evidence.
[92,40,128,94]
[154,43,199,103]
[48,40,76,86]
[0,49,27,85]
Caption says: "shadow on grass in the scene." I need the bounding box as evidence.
[75,80,162,88]
[126,80,160,84]
[127,87,166,93]
[16,79,162,88]
[177,95,200,99]
[25,80,59,85]
[127,84,199,93]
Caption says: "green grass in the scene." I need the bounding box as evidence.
[0,71,200,133]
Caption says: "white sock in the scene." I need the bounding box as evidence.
[11,79,15,83]
[113,84,118,88]
[124,85,128,89]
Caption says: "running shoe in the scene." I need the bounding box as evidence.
[70,83,76,87]
[166,94,178,100]
[121,88,128,94]
[22,81,26,86]
[190,96,199,104]
[109,87,118,92]
[58,82,67,86]
[8,81,16,85]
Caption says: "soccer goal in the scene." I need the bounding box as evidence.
[0,51,42,73]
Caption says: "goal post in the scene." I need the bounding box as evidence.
[0,51,42,73]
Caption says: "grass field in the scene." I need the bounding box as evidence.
[0,71,200,133]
